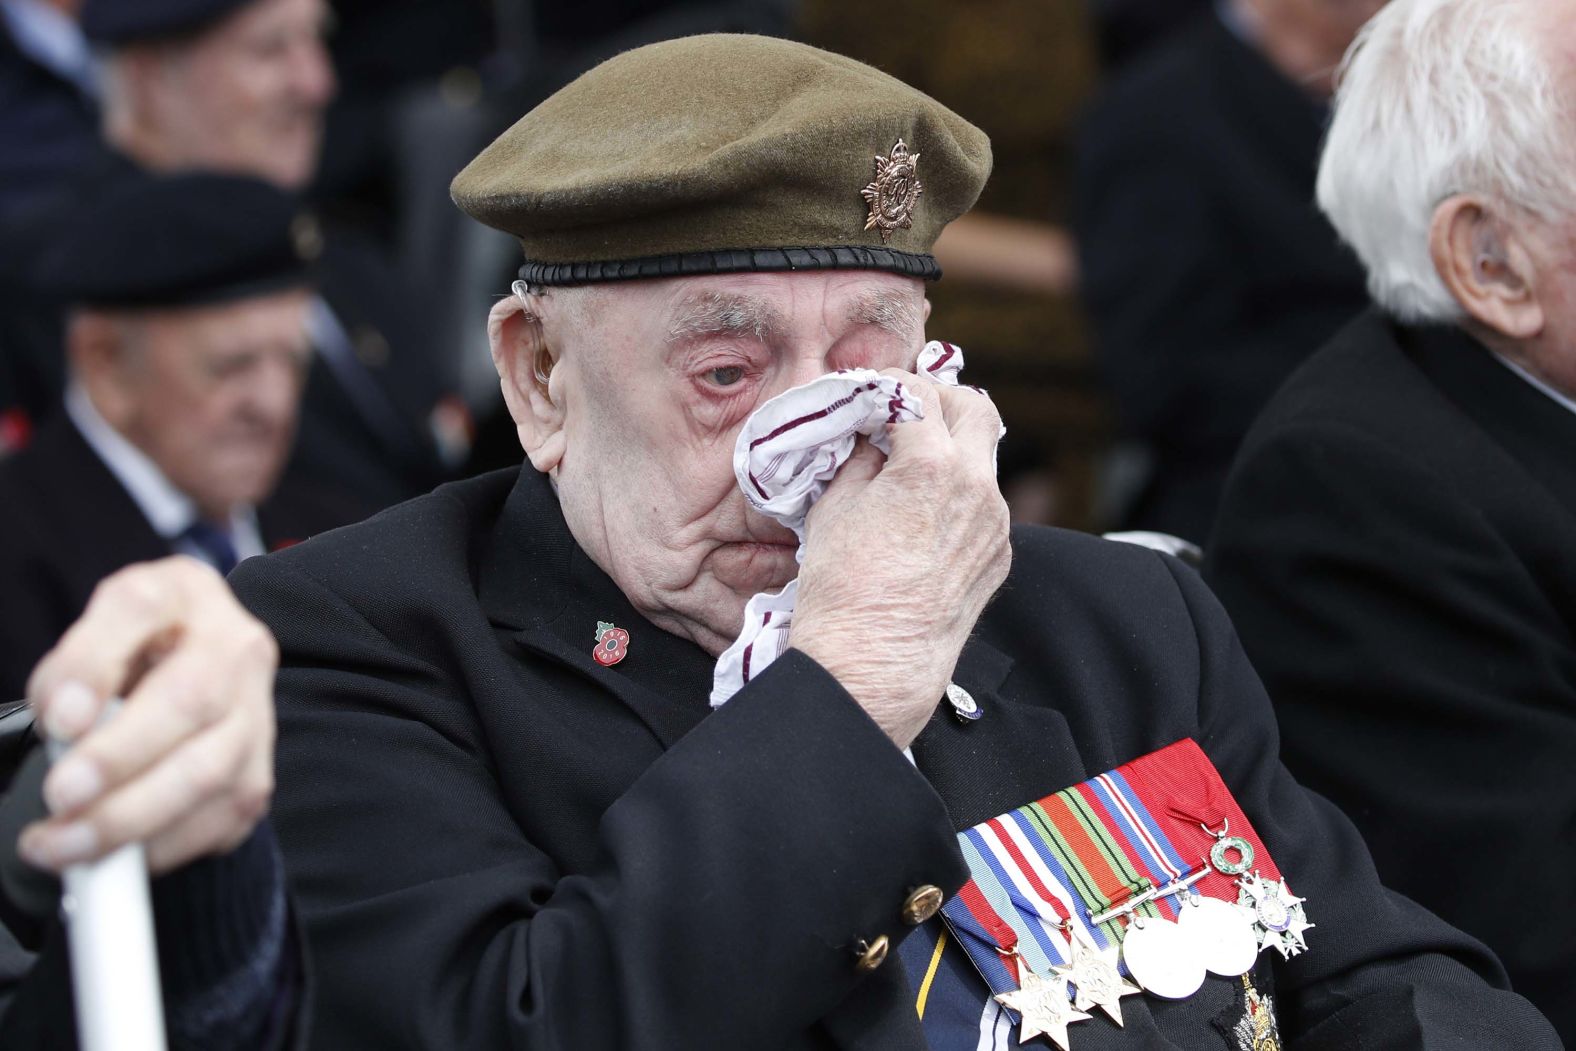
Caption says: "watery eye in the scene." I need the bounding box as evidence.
[706,366,746,387]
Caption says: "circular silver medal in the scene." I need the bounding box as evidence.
[1177,895,1259,977]
[1120,916,1206,1000]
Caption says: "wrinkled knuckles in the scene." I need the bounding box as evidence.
[178,744,237,802]
[231,619,280,672]
[96,565,170,618]
[230,781,271,830]
[165,674,225,728]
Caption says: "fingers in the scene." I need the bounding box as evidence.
[43,617,270,816]
[877,368,1004,470]
[27,557,225,735]
[21,701,273,872]
[144,790,266,876]
[17,555,279,873]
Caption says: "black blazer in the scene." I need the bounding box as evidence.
[1206,310,1576,1043]
[282,222,452,518]
[0,18,103,229]
[228,465,1556,1049]
[1073,11,1370,542]
[0,412,349,700]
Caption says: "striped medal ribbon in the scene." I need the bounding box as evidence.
[933,739,1313,1045]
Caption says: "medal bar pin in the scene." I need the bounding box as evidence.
[1088,863,1210,927]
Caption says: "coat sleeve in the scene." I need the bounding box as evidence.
[234,557,967,1050]
[1206,421,1576,1038]
[1155,552,1561,1048]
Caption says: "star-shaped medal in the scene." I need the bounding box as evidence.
[1051,928,1142,1026]
[1236,871,1314,959]
[995,968,1091,1051]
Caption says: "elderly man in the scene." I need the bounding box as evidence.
[0,172,311,1049]
[0,0,453,515]
[0,172,343,701]
[1074,0,1380,542]
[1206,0,1576,1039]
[19,33,1559,1050]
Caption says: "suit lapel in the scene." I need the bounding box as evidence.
[30,415,172,589]
[912,636,1086,832]
[479,469,713,749]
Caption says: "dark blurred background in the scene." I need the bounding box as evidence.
[1,0,1371,542]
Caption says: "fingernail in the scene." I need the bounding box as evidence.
[18,827,50,870]
[44,681,98,741]
[38,823,98,867]
[44,758,103,814]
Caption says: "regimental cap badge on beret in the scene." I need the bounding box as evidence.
[862,139,923,243]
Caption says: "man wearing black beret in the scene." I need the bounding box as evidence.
[0,172,347,701]
[0,173,310,1051]
[10,33,1563,1050]
[0,0,453,518]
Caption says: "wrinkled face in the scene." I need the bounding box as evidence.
[102,290,312,520]
[538,271,929,655]
[138,0,334,189]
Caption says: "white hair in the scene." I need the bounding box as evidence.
[1316,0,1576,322]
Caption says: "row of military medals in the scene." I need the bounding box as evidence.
[983,822,1312,1050]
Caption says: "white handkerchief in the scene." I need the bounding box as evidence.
[709,341,982,707]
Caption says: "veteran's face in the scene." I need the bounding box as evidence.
[136,0,335,189]
[84,290,313,521]
[532,271,930,655]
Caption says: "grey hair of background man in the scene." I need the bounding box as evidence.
[1316,0,1576,323]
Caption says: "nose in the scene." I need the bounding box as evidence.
[247,352,306,431]
[293,32,337,108]
[778,348,837,395]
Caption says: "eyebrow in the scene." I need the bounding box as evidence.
[665,292,785,345]
[846,287,922,338]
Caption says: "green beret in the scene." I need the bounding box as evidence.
[451,33,992,286]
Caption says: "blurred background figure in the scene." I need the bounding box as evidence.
[0,173,350,701]
[1085,0,1211,67]
[1206,0,1576,1036]
[0,0,102,450]
[1074,0,1382,542]
[0,0,455,519]
[0,0,101,226]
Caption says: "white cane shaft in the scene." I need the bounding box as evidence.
[62,843,168,1051]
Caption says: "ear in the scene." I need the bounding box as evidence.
[112,46,168,120]
[67,312,134,428]
[921,296,932,325]
[489,295,567,475]
[1429,195,1544,340]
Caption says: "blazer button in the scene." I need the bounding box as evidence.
[902,885,945,925]
[854,935,890,973]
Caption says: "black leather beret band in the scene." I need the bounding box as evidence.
[517,245,942,287]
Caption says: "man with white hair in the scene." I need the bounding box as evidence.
[1207,0,1576,1039]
